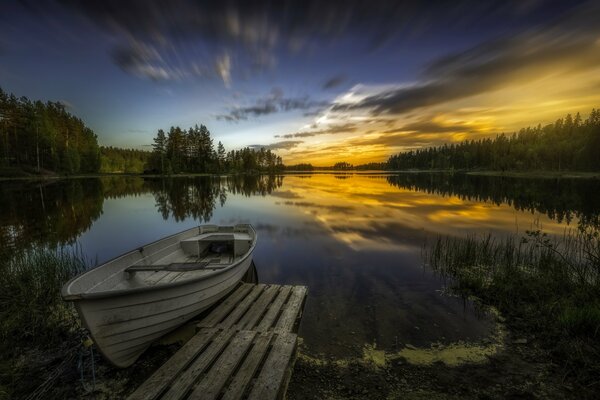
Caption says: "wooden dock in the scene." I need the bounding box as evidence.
[128,283,308,400]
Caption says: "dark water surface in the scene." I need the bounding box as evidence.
[2,173,599,358]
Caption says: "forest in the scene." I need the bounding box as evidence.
[0,87,100,174]
[147,125,284,174]
[388,109,600,171]
[99,147,150,174]
[0,89,285,176]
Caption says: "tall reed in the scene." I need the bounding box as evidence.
[0,247,88,350]
[426,226,600,383]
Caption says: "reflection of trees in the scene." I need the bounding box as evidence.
[0,175,285,259]
[0,179,104,258]
[148,177,220,222]
[387,173,600,227]
[148,175,284,222]
[225,175,284,197]
[101,176,148,198]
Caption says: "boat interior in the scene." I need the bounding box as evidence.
[64,225,255,296]
[122,229,254,289]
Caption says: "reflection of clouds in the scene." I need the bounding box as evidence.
[269,190,304,199]
[282,201,355,213]
[252,173,579,355]
[268,174,571,249]
[253,222,325,239]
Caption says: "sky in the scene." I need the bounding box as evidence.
[1,0,600,166]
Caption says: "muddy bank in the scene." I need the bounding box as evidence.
[287,340,578,400]
[1,327,590,399]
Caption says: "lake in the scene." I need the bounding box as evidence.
[2,173,599,360]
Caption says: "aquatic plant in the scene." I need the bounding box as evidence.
[426,226,600,385]
[0,247,88,350]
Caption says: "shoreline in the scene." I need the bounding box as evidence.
[2,169,600,182]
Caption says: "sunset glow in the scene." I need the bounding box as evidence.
[2,1,599,166]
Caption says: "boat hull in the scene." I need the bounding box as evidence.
[76,255,253,368]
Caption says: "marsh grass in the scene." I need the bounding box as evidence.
[426,226,600,385]
[0,247,88,351]
[0,247,90,399]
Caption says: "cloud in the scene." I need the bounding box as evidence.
[25,1,555,85]
[383,120,475,134]
[215,53,232,87]
[216,89,327,122]
[249,140,303,150]
[277,123,358,138]
[112,41,187,81]
[322,75,347,90]
[332,3,600,116]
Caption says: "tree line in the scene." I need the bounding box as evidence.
[0,87,100,174]
[148,125,284,174]
[100,147,150,174]
[0,89,286,176]
[388,109,600,171]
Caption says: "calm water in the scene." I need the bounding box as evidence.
[2,173,599,358]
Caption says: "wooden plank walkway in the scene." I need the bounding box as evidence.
[128,283,308,400]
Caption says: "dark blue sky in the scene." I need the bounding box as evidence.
[1,1,597,164]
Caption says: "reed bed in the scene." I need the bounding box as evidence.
[426,226,600,384]
[0,247,88,350]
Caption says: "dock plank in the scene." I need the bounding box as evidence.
[247,332,298,400]
[237,285,280,330]
[256,286,292,331]
[127,328,217,400]
[197,284,253,328]
[220,331,274,400]
[218,284,266,328]
[162,328,235,400]
[275,286,307,333]
[131,283,307,400]
[187,330,257,400]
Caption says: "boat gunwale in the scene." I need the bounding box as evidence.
[61,225,257,301]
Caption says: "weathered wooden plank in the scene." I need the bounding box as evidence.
[162,328,235,400]
[197,284,253,328]
[127,328,218,400]
[220,331,274,400]
[237,285,279,330]
[246,332,298,400]
[218,284,266,328]
[131,284,307,400]
[275,286,307,333]
[255,286,292,332]
[187,330,257,400]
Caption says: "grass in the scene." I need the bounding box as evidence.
[426,226,600,387]
[466,170,600,179]
[0,247,88,349]
[0,247,89,399]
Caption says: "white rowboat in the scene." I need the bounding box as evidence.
[62,224,257,368]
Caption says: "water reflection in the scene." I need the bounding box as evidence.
[0,175,283,258]
[387,173,600,228]
[0,179,103,258]
[1,173,599,359]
